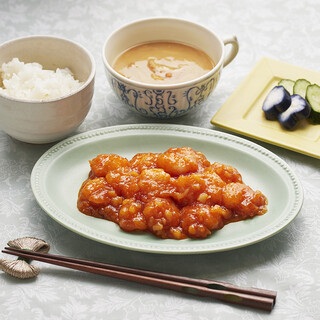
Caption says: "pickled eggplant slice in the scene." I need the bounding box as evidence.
[278,79,295,95]
[293,79,311,98]
[278,94,311,130]
[262,86,291,120]
[306,84,320,124]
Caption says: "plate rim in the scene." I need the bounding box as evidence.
[211,57,320,159]
[31,123,303,254]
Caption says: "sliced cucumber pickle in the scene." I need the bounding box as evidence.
[293,79,311,98]
[278,79,295,95]
[306,84,320,124]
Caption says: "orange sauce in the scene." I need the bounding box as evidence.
[77,147,268,239]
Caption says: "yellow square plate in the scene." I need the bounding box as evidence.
[211,57,320,159]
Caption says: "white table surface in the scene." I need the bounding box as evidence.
[1,0,319,319]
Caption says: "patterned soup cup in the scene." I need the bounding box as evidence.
[102,17,239,119]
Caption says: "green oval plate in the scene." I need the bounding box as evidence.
[31,124,303,254]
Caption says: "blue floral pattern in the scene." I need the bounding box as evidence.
[184,74,219,111]
[110,72,220,118]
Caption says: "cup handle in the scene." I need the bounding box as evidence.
[222,35,239,67]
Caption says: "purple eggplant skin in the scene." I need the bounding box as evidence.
[278,94,311,130]
[262,86,292,120]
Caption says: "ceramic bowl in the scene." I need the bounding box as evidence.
[102,17,238,119]
[0,35,95,144]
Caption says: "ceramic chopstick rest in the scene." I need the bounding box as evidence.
[0,237,50,279]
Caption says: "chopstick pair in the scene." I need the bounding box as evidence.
[2,247,276,311]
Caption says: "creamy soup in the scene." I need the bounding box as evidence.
[112,41,215,84]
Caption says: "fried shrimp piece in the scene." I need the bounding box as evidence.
[196,169,226,206]
[222,182,268,218]
[157,147,210,176]
[89,154,130,177]
[119,199,147,231]
[138,168,175,200]
[130,152,160,173]
[173,173,206,206]
[181,203,225,238]
[143,198,182,239]
[210,162,243,184]
[106,167,139,198]
[77,177,122,222]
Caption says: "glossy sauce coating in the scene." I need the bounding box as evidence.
[77,147,268,239]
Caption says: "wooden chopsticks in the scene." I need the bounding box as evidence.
[2,247,276,311]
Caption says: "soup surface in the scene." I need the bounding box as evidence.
[112,41,214,84]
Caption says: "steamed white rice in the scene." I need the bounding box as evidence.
[0,58,84,100]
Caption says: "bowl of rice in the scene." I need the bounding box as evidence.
[0,35,95,143]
